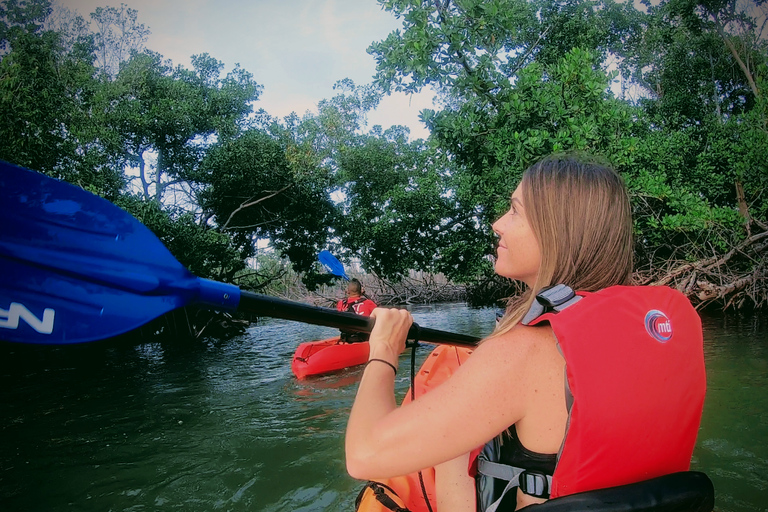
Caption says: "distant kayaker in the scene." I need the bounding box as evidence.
[345,154,706,512]
[337,279,377,343]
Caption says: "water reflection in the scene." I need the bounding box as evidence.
[694,313,768,511]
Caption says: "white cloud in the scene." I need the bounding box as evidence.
[58,0,426,138]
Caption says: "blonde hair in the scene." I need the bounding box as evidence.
[493,154,634,337]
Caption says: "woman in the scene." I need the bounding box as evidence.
[345,155,706,511]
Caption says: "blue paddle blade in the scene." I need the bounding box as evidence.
[0,161,240,344]
[0,162,482,347]
[318,250,349,280]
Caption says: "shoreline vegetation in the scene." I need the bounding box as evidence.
[640,218,768,310]
[2,1,766,345]
[136,242,768,342]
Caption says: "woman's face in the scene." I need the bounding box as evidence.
[491,183,541,287]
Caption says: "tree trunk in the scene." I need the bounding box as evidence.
[137,153,150,200]
[154,149,164,203]
[714,13,761,99]
[736,178,751,236]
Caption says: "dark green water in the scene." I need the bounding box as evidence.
[1,303,766,511]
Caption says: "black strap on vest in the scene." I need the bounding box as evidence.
[339,298,369,343]
[476,437,553,511]
[342,297,366,313]
[354,481,411,512]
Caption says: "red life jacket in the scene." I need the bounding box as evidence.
[524,285,706,499]
[355,285,707,512]
[337,297,377,316]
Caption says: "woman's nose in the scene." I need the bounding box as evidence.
[491,217,503,236]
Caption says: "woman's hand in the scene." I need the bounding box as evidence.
[368,307,413,370]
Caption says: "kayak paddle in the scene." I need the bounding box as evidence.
[0,161,480,347]
[318,250,349,280]
[319,251,379,302]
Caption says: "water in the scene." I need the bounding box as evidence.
[1,304,766,511]
[695,314,768,511]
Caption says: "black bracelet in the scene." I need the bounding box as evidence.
[367,358,397,375]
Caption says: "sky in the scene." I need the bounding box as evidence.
[59,0,434,139]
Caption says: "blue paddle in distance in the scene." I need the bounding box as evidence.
[0,161,480,347]
[318,250,349,280]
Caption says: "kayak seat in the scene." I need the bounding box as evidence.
[520,471,714,512]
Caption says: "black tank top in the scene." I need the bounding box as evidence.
[487,425,558,509]
[499,424,558,474]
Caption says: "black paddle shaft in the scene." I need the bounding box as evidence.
[239,291,480,347]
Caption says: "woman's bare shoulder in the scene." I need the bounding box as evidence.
[442,324,558,404]
[472,323,556,365]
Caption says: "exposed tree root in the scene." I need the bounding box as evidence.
[641,223,768,310]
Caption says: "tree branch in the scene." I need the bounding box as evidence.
[432,0,499,107]
[713,12,761,99]
[652,228,768,286]
[432,213,476,233]
[695,267,765,302]
[505,25,551,79]
[221,184,292,231]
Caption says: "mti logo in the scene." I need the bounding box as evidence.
[644,309,672,343]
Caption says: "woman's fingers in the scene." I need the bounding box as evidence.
[368,307,413,362]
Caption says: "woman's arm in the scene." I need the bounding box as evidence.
[345,308,410,477]
[345,308,553,480]
[436,453,476,512]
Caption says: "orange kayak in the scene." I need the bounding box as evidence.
[291,337,370,379]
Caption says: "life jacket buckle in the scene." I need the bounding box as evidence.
[518,470,550,498]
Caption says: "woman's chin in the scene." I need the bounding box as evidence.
[493,262,512,279]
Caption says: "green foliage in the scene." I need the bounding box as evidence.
[0,27,123,199]
[370,0,532,96]
[198,129,338,288]
[0,0,51,50]
[338,130,459,278]
[626,0,760,125]
[270,78,382,171]
[0,30,75,171]
[94,50,261,202]
[618,0,767,268]
[116,194,247,280]
[360,0,766,307]
[369,0,642,98]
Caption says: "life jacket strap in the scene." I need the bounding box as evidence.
[477,456,553,511]
[354,481,411,512]
[477,459,524,481]
[342,298,358,312]
[518,470,552,499]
